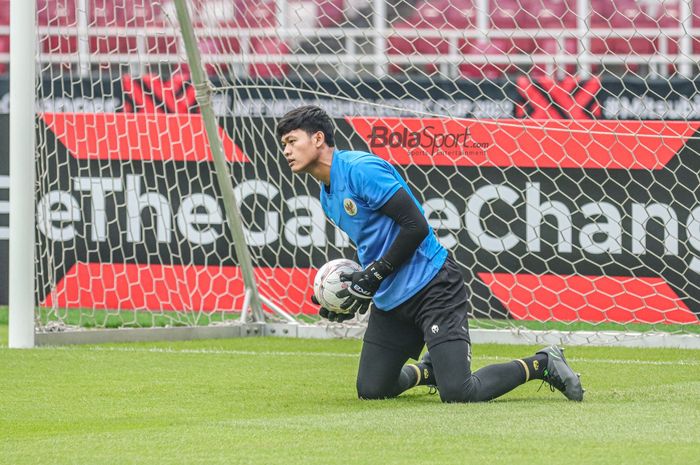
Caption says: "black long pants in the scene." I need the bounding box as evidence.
[356,339,527,403]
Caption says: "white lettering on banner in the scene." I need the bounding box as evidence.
[39,97,119,113]
[579,202,622,254]
[210,94,232,116]
[465,184,520,252]
[335,228,350,248]
[526,182,573,253]
[631,203,679,255]
[602,95,700,120]
[0,91,696,120]
[126,175,171,243]
[177,193,223,245]
[230,98,514,119]
[36,190,81,241]
[687,208,700,274]
[73,177,124,242]
[0,94,120,114]
[424,198,460,249]
[0,94,226,115]
[284,196,325,247]
[30,177,700,274]
[233,180,279,246]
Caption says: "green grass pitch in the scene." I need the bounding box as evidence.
[1,322,699,464]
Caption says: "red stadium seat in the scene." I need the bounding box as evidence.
[90,0,160,56]
[188,1,288,78]
[0,35,7,75]
[388,0,476,75]
[0,0,7,74]
[0,0,8,25]
[197,19,241,76]
[316,0,346,28]
[520,0,576,28]
[460,0,528,78]
[238,1,291,78]
[587,0,615,57]
[607,0,663,54]
[245,1,287,74]
[90,0,133,56]
[145,8,179,56]
[238,0,277,27]
[655,0,689,74]
[249,36,290,78]
[491,0,525,28]
[460,39,515,79]
[192,0,242,24]
[589,0,678,74]
[529,33,578,77]
[37,0,78,57]
[443,0,477,29]
[387,20,422,74]
[518,0,577,76]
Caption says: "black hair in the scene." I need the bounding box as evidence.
[276,105,336,147]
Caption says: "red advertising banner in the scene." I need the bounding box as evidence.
[15,113,700,325]
[346,117,700,169]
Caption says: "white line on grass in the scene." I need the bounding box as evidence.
[13,345,700,367]
[564,356,700,367]
[31,345,360,358]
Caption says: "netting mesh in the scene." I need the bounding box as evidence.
[26,0,700,339]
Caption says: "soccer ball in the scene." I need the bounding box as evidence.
[313,258,362,313]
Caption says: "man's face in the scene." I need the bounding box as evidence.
[280,129,321,174]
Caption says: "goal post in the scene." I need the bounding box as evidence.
[172,0,266,324]
[8,0,700,349]
[170,0,300,326]
[8,0,36,348]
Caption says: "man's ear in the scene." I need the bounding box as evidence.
[314,131,325,147]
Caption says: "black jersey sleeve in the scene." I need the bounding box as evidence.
[378,188,430,269]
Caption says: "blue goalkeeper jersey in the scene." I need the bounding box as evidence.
[320,149,447,311]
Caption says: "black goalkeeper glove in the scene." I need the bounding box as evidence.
[310,294,356,323]
[336,258,395,315]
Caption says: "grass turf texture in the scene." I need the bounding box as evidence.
[2,324,700,465]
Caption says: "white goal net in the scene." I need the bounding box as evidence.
[19,0,700,346]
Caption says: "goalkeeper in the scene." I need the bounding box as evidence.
[276,105,584,402]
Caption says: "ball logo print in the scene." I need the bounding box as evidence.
[431,324,439,334]
[313,259,362,313]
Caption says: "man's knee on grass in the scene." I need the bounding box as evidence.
[356,378,399,400]
[436,378,479,403]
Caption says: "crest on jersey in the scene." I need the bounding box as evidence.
[343,198,357,216]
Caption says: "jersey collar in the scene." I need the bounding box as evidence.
[323,148,340,195]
